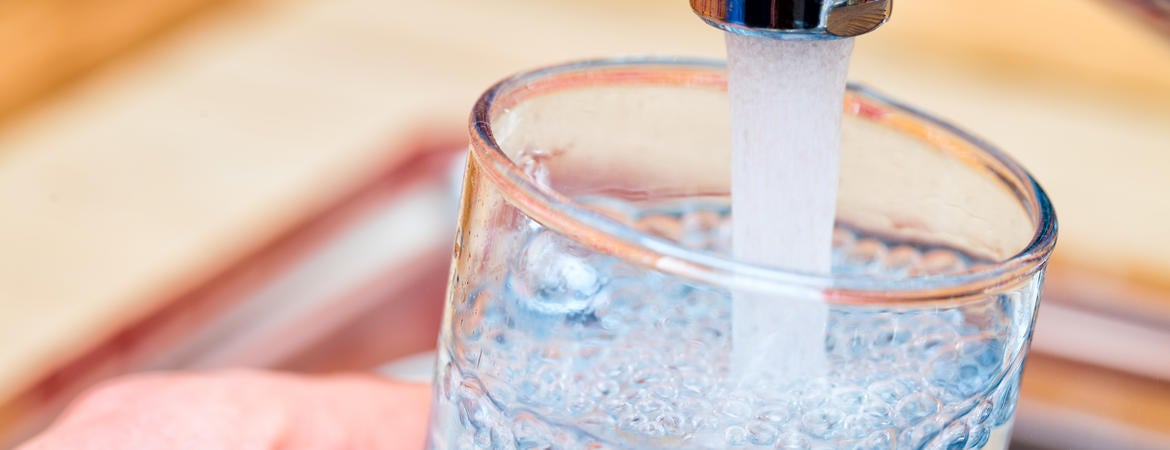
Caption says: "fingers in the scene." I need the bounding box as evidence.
[20,370,431,450]
[281,373,432,449]
[22,370,287,450]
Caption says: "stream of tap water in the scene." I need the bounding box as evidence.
[726,34,854,381]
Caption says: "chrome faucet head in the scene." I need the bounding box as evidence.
[691,0,893,39]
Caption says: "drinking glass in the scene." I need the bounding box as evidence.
[427,58,1057,450]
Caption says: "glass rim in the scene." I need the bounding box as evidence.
[468,57,1057,305]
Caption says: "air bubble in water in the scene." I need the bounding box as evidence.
[507,231,609,316]
[723,425,749,446]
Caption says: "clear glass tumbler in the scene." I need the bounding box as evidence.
[428,58,1057,450]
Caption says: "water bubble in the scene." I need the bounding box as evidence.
[682,208,728,250]
[797,381,832,410]
[867,380,906,406]
[508,231,609,316]
[579,412,617,433]
[682,207,724,231]
[719,398,753,421]
[844,404,893,438]
[746,421,779,445]
[649,384,677,401]
[455,432,477,450]
[619,412,664,438]
[911,331,959,360]
[456,315,484,342]
[516,380,539,403]
[833,228,858,250]
[637,213,685,242]
[959,338,1002,370]
[970,401,993,424]
[896,393,940,426]
[855,430,894,450]
[801,408,846,440]
[594,379,620,397]
[602,398,632,416]
[992,373,1021,426]
[913,249,968,276]
[632,367,670,387]
[512,413,555,450]
[472,428,492,449]
[517,148,555,187]
[457,393,489,432]
[677,397,713,424]
[897,421,942,450]
[440,361,457,400]
[870,319,911,352]
[776,429,811,449]
[723,425,749,446]
[636,398,666,415]
[478,374,517,406]
[926,421,969,450]
[566,395,594,416]
[487,330,513,350]
[926,356,965,402]
[881,245,921,273]
[657,413,687,437]
[600,363,627,380]
[846,332,868,358]
[755,406,792,425]
[490,427,517,450]
[845,238,888,269]
[957,365,987,396]
[965,422,991,449]
[832,387,869,413]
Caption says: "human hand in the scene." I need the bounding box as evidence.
[19,370,430,450]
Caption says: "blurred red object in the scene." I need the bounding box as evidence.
[0,129,465,446]
[1107,0,1170,37]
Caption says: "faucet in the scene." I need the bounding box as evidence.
[692,0,1170,40]
[690,0,893,39]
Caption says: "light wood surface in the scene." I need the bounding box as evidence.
[0,0,238,124]
[0,0,1167,417]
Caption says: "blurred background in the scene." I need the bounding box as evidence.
[0,0,1168,447]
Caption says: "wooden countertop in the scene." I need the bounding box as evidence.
[0,0,1168,435]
